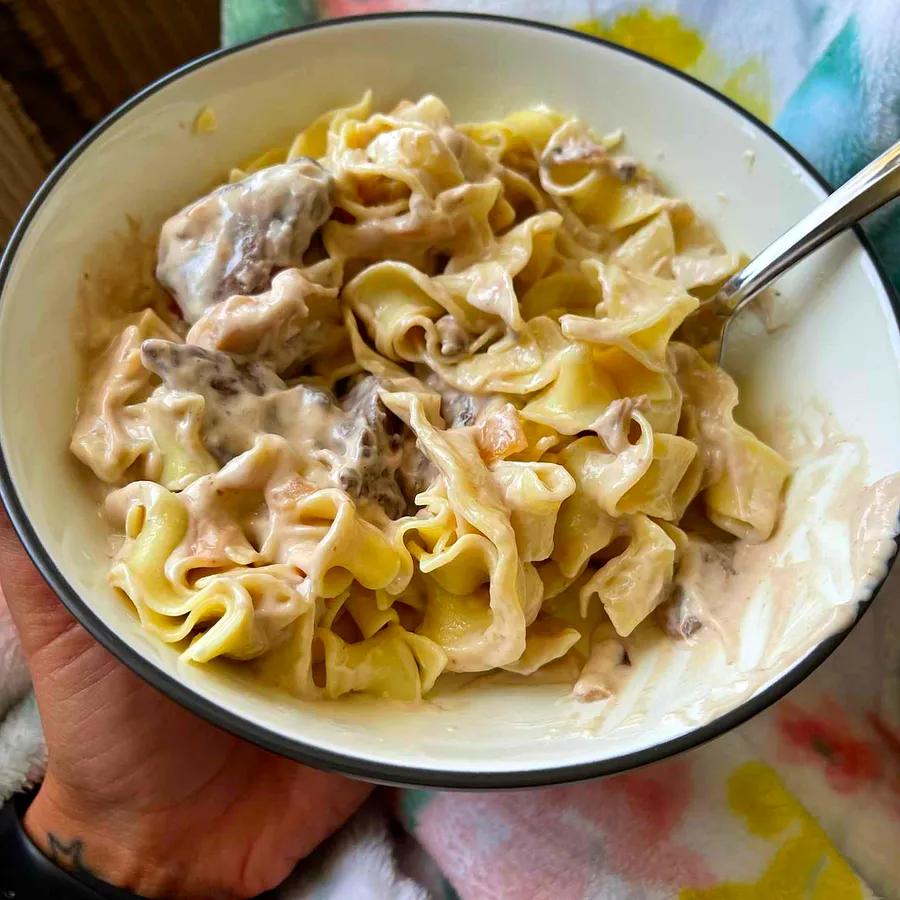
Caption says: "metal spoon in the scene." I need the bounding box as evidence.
[709,139,900,366]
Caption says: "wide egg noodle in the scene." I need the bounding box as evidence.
[520,342,619,435]
[106,481,309,663]
[143,390,219,490]
[429,315,570,395]
[382,390,529,671]
[610,208,742,292]
[556,409,656,518]
[169,436,407,599]
[672,341,790,541]
[437,209,562,328]
[70,309,182,483]
[618,432,703,521]
[343,260,451,362]
[560,261,699,373]
[322,96,503,271]
[489,459,576,562]
[315,623,447,701]
[580,514,677,636]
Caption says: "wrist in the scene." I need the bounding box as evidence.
[24,776,234,899]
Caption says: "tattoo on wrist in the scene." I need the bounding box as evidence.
[46,832,94,876]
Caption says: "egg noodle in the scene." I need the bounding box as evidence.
[71,93,789,702]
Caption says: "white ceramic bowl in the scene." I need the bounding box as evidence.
[1,14,898,788]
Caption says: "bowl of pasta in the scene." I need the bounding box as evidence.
[1,13,898,788]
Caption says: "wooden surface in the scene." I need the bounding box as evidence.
[0,0,219,242]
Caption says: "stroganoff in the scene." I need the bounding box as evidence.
[71,93,792,702]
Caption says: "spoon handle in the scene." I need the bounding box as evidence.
[716,139,900,316]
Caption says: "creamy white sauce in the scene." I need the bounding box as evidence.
[591,396,645,454]
[573,426,899,731]
[427,418,898,732]
[141,335,417,519]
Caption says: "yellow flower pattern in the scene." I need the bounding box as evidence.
[680,762,865,899]
[576,9,772,121]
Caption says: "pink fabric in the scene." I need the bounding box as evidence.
[321,0,405,16]
[412,765,716,897]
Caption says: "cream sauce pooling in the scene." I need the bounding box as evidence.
[670,471,899,669]
[618,432,900,730]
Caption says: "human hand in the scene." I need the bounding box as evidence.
[0,508,372,899]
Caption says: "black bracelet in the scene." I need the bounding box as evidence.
[0,788,145,900]
[0,788,286,899]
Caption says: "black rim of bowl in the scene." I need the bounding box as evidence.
[1,12,898,790]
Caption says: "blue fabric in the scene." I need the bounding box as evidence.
[777,15,900,286]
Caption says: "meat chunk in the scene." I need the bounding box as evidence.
[573,637,630,702]
[542,128,640,184]
[141,339,282,398]
[186,267,342,375]
[397,436,436,508]
[157,159,335,322]
[334,376,407,518]
[659,584,703,640]
[424,372,490,428]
